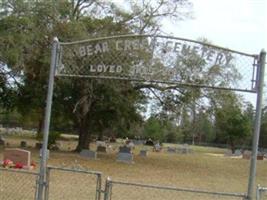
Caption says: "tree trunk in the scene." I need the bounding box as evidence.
[75,117,91,152]
[74,81,93,152]
[37,110,45,139]
[230,139,235,154]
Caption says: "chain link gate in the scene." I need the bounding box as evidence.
[0,167,39,200]
[103,178,247,200]
[44,166,102,200]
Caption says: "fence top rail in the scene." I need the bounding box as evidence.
[0,167,39,175]
[109,180,247,198]
[47,166,102,176]
[55,74,258,94]
[59,34,257,58]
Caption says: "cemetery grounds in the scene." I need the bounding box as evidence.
[1,135,267,200]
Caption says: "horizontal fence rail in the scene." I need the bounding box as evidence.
[0,167,39,200]
[104,179,247,200]
[45,166,102,200]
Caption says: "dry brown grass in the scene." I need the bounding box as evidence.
[1,137,267,199]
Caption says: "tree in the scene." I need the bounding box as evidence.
[0,0,193,151]
[143,117,164,141]
[214,91,251,153]
[259,106,267,148]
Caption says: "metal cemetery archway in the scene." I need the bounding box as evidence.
[38,35,265,200]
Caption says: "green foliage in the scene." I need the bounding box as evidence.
[143,116,180,143]
[143,117,163,141]
[48,131,61,149]
[259,107,267,148]
[215,92,251,152]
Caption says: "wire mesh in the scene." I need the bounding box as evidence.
[56,35,258,93]
[45,167,101,200]
[0,168,39,200]
[105,180,247,200]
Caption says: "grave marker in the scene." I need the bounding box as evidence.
[117,146,133,163]
[97,146,107,153]
[139,150,147,157]
[243,150,251,160]
[119,146,132,154]
[117,152,133,163]
[0,135,5,146]
[80,149,97,159]
[234,149,242,156]
[167,147,176,153]
[3,148,31,168]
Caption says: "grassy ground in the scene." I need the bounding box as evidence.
[1,136,267,200]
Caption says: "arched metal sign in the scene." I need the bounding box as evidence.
[56,35,258,93]
[37,35,265,200]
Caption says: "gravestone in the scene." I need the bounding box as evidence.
[119,146,132,154]
[126,141,135,149]
[139,150,147,157]
[3,148,31,168]
[167,147,176,153]
[96,140,107,153]
[224,149,232,157]
[117,146,133,163]
[153,143,161,152]
[0,135,5,146]
[80,149,97,159]
[178,144,190,154]
[234,149,242,156]
[257,152,264,160]
[242,150,251,159]
[133,139,145,145]
[97,146,107,153]
[117,152,133,163]
[35,142,42,149]
[96,141,106,147]
[20,141,27,148]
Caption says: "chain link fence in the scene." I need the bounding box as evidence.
[257,185,267,200]
[4,166,266,200]
[44,166,102,200]
[0,167,39,200]
[103,178,247,200]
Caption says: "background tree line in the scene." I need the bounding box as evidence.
[0,0,265,152]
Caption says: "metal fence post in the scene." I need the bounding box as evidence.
[104,177,112,200]
[37,37,59,200]
[247,50,266,200]
[256,185,260,200]
[35,174,40,200]
[44,167,50,200]
[95,173,102,200]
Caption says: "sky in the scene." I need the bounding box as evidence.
[162,0,266,55]
[112,0,267,105]
[161,0,267,105]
